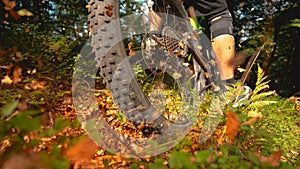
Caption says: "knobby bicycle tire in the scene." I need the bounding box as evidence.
[87,0,221,133]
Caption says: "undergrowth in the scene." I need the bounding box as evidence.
[0,64,299,168]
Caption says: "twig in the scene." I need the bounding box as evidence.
[241,43,266,84]
[48,111,54,128]
[6,110,20,121]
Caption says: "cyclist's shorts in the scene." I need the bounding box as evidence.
[209,11,233,39]
[153,0,234,39]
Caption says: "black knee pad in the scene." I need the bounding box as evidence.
[209,10,233,39]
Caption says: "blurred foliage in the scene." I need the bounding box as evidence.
[230,0,300,96]
[270,12,300,96]
[0,0,88,81]
[0,1,87,167]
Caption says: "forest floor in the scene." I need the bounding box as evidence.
[0,68,299,169]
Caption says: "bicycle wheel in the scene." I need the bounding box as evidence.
[87,0,221,135]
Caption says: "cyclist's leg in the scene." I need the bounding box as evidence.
[209,11,235,82]
[209,12,252,105]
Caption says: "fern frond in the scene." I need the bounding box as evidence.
[251,65,272,97]
[255,65,267,86]
[250,90,275,102]
[247,100,277,110]
[255,75,268,87]
[244,65,278,110]
[252,82,270,96]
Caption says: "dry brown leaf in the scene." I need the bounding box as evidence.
[25,28,30,33]
[254,151,282,167]
[15,51,22,58]
[2,0,16,10]
[13,65,22,84]
[17,102,28,111]
[4,13,9,19]
[65,136,98,166]
[128,42,135,56]
[225,110,241,144]
[24,80,46,90]
[9,9,20,19]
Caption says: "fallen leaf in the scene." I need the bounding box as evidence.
[9,9,20,19]
[225,110,241,144]
[15,51,22,58]
[4,13,9,18]
[24,80,46,90]
[17,9,34,17]
[2,0,16,10]
[17,102,28,111]
[128,42,135,56]
[65,136,98,166]
[27,68,36,75]
[13,65,22,84]
[237,67,246,73]
[1,75,13,84]
[254,151,282,167]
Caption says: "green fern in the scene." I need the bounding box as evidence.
[246,100,277,110]
[253,65,271,94]
[246,65,276,110]
[250,90,275,102]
